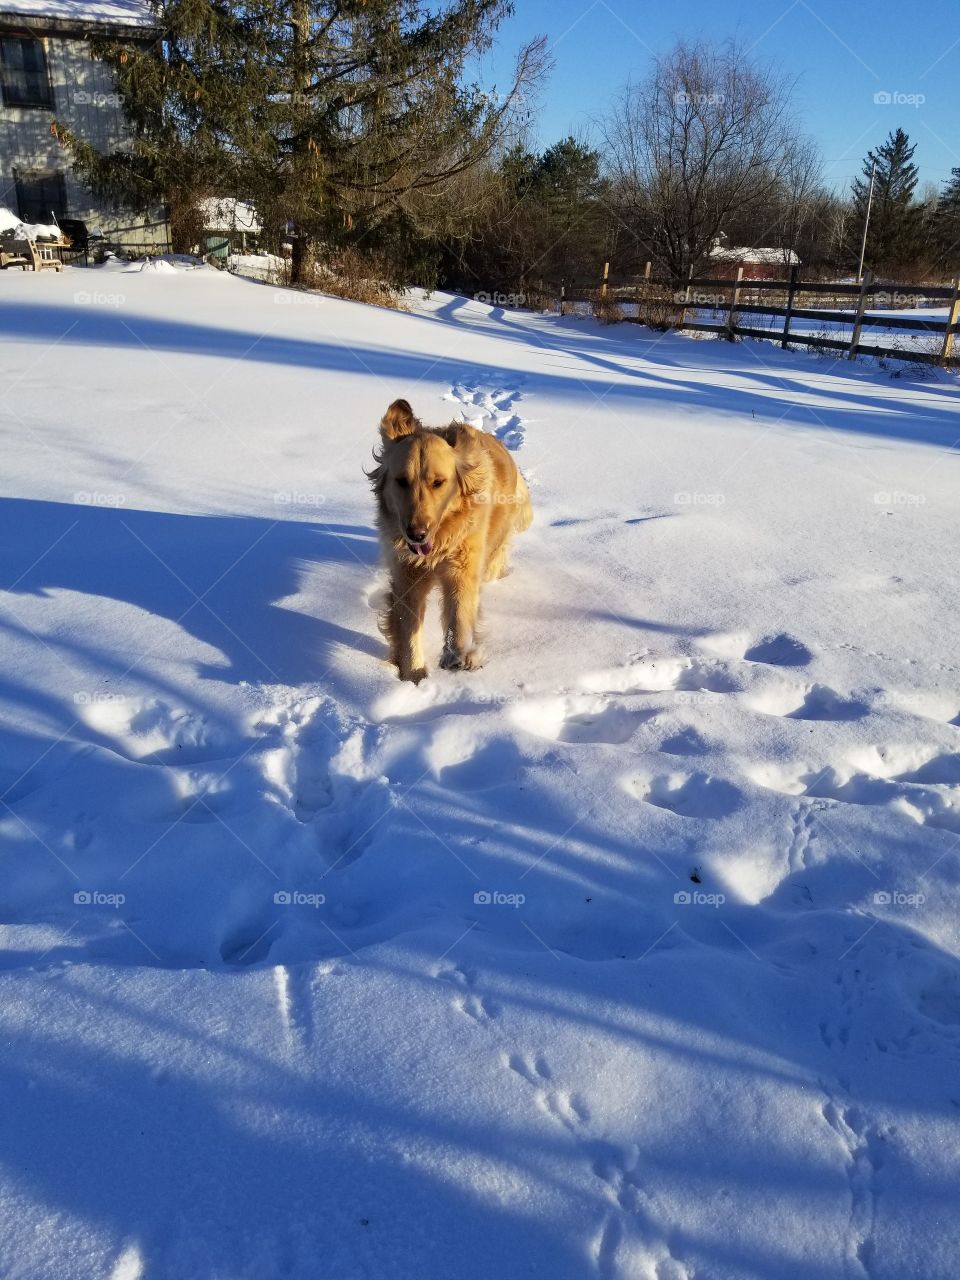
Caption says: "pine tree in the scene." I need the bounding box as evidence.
[56,0,543,281]
[851,128,923,274]
[441,138,612,297]
[931,168,960,270]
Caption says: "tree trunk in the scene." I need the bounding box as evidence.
[288,0,309,287]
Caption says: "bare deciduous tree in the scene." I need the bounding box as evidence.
[601,39,804,280]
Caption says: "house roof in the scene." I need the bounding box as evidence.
[0,0,156,29]
[709,244,801,266]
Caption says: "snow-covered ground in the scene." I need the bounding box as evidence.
[1,266,960,1280]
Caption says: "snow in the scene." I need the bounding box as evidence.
[197,197,262,235]
[1,266,960,1279]
[0,205,60,241]
[0,0,156,26]
[228,251,285,280]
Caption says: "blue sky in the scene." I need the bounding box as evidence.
[476,0,960,194]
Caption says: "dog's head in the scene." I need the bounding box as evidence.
[369,399,484,555]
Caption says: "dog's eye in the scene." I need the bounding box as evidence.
[431,478,444,489]
[395,476,409,489]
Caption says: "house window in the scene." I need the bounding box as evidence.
[14,170,66,224]
[0,36,54,109]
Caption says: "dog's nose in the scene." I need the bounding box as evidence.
[407,526,428,543]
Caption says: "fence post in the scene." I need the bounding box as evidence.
[560,278,566,317]
[644,260,652,281]
[601,261,609,300]
[940,278,960,364]
[726,266,744,339]
[848,271,872,359]
[684,264,694,304]
[781,264,799,349]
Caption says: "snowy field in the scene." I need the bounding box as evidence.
[1,264,960,1280]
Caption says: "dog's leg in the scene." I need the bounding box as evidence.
[483,535,511,582]
[439,563,483,671]
[388,568,432,682]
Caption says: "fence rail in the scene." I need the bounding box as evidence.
[561,268,960,367]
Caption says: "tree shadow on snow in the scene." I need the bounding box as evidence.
[2,299,960,452]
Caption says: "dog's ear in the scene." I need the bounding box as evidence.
[380,399,418,442]
[449,423,487,497]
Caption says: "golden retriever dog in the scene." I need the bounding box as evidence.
[368,398,532,682]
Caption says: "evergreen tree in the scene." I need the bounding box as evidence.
[443,137,612,297]
[851,128,923,273]
[931,167,960,270]
[55,0,543,281]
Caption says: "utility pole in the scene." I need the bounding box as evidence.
[857,157,877,284]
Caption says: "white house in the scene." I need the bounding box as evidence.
[0,0,170,248]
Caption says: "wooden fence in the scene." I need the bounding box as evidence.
[561,268,960,366]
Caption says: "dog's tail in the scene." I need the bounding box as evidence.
[514,471,533,533]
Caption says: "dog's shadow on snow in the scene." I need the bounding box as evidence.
[0,496,381,692]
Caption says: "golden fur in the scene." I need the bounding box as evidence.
[368,398,532,682]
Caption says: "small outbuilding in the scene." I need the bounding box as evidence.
[708,234,800,280]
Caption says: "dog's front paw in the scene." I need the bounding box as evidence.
[399,665,428,684]
[440,648,483,672]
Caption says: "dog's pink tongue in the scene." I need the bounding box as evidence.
[418,540,433,555]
